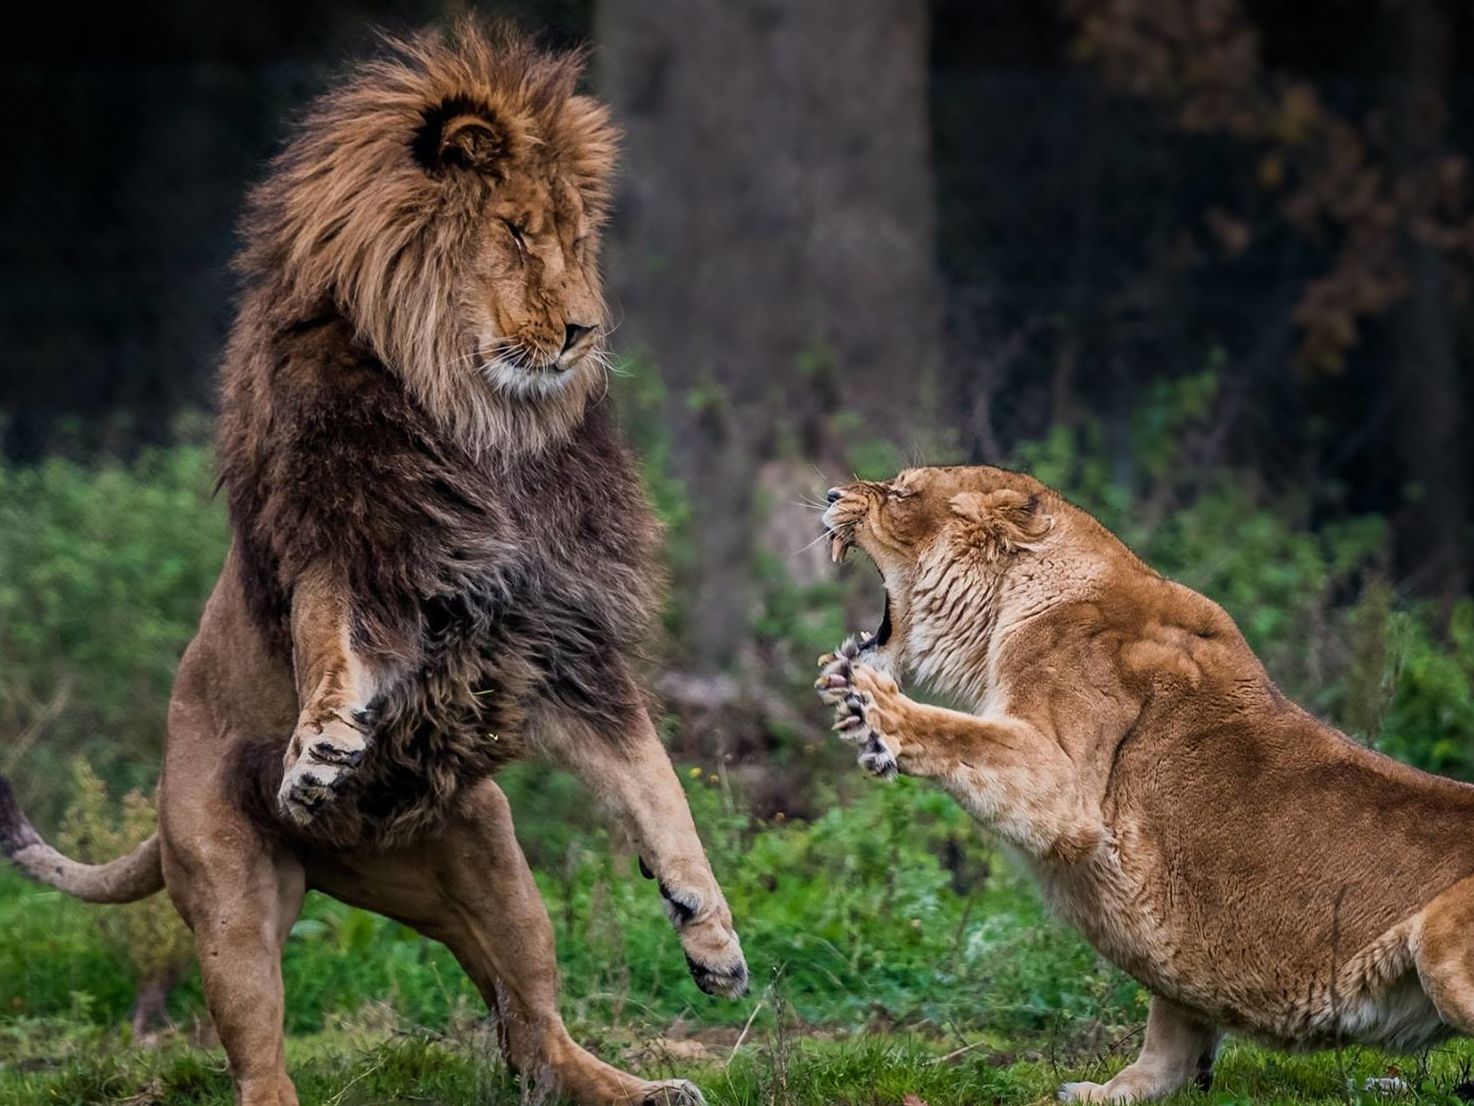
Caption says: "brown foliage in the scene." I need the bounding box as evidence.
[1066,0,1474,371]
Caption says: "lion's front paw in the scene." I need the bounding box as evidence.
[277,714,370,827]
[640,1079,707,1106]
[639,865,748,998]
[816,636,905,778]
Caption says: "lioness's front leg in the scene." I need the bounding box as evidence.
[277,564,386,826]
[818,641,1104,861]
[532,702,748,999]
[1059,995,1220,1104]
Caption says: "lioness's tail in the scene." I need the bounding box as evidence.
[0,776,164,904]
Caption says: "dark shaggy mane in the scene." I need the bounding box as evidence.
[214,21,659,849]
[233,18,617,454]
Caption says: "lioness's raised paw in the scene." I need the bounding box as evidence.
[815,636,905,779]
[277,713,370,827]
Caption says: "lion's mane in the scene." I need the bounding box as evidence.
[233,19,617,453]
[215,22,660,848]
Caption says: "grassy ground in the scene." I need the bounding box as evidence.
[2,774,1471,1104]
[4,1017,1474,1104]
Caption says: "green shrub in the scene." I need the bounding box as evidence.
[1,369,1471,1058]
[0,444,228,822]
[58,759,194,1028]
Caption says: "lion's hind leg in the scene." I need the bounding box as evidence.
[308,779,704,1106]
[1058,996,1220,1104]
[161,784,306,1106]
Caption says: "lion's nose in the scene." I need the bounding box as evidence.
[562,322,595,353]
[826,487,843,504]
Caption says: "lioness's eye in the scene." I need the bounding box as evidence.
[888,485,914,500]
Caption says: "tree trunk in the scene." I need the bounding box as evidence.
[1387,0,1468,604]
[597,0,940,670]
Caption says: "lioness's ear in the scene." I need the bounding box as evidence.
[414,101,516,178]
[950,489,1052,550]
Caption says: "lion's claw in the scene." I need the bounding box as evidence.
[278,716,371,826]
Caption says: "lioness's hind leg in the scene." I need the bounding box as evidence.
[1059,996,1220,1104]
[1414,875,1474,1035]
[310,780,704,1106]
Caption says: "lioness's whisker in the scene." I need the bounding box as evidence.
[792,529,835,558]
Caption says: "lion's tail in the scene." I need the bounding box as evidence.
[0,776,165,904]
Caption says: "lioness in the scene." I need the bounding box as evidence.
[818,465,1474,1103]
[0,23,743,1106]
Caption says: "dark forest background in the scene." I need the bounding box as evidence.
[4,0,1474,818]
[2,0,1474,808]
[4,4,1474,1098]
[9,3,1474,574]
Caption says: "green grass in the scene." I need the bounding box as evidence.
[3,775,1473,1104]
[3,1018,1474,1104]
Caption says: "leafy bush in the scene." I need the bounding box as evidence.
[1,370,1471,1057]
[57,759,193,1030]
[0,444,228,823]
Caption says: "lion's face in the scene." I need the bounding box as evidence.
[823,466,1054,681]
[241,26,620,453]
[466,167,606,397]
[410,99,613,406]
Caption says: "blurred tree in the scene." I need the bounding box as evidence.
[598,0,941,670]
[1062,0,1473,600]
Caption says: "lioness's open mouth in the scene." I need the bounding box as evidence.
[825,524,892,653]
[867,594,893,652]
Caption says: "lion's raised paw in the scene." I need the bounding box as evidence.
[276,717,369,827]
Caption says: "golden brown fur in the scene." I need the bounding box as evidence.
[1,22,742,1106]
[819,465,1474,1103]
[233,21,615,454]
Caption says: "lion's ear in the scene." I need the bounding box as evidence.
[950,489,1051,550]
[414,101,516,178]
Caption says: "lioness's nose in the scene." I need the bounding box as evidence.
[826,487,843,504]
[562,322,595,352]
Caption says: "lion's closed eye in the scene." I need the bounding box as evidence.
[501,219,528,253]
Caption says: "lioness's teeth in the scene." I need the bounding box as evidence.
[830,534,845,563]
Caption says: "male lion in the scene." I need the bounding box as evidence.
[817,465,1474,1104]
[0,22,745,1106]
